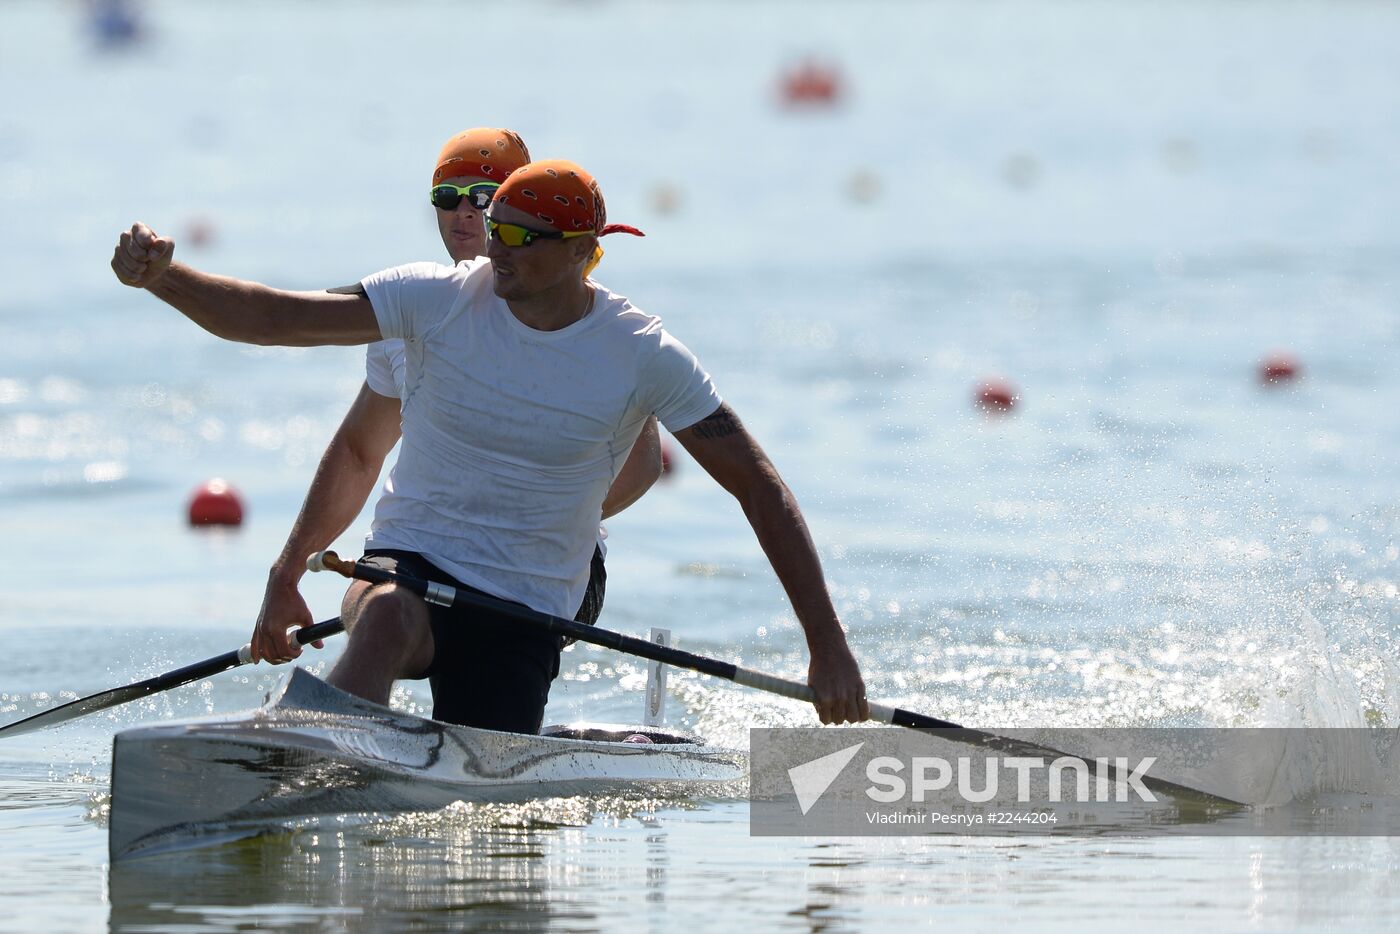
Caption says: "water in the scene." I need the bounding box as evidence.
[2,0,1399,929]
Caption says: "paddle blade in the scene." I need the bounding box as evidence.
[0,646,246,740]
[0,619,344,740]
[0,682,164,738]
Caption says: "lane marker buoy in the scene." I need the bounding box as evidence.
[184,218,216,249]
[660,439,675,479]
[1258,352,1302,386]
[188,478,244,526]
[974,378,1018,413]
[780,59,843,107]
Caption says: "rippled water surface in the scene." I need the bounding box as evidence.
[2,0,1399,930]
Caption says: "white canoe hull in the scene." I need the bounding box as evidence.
[109,668,745,860]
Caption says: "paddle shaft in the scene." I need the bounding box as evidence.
[310,551,954,729]
[310,550,1243,806]
[0,619,344,738]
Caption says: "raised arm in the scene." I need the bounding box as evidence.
[252,382,402,663]
[601,416,662,519]
[111,223,381,346]
[672,403,869,724]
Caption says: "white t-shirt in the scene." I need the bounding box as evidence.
[361,259,721,618]
[366,327,612,560]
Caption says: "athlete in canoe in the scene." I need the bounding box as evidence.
[110,159,869,729]
[252,128,662,705]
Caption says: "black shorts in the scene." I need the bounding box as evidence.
[360,546,605,734]
[574,543,607,629]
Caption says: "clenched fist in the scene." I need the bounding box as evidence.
[111,222,174,288]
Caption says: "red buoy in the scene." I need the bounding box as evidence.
[623,733,655,745]
[188,479,244,527]
[1258,352,1302,386]
[780,59,843,107]
[659,438,675,479]
[649,183,682,217]
[184,218,216,249]
[975,378,1018,413]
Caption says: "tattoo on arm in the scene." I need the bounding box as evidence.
[689,404,744,440]
[326,283,367,296]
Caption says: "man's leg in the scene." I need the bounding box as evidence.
[428,619,559,733]
[327,578,435,705]
[328,549,559,731]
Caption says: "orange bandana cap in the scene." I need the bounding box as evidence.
[432,128,531,185]
[492,159,645,238]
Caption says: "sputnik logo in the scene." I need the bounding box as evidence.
[788,742,865,815]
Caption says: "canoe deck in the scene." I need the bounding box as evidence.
[109,668,745,860]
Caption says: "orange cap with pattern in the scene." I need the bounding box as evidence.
[492,159,644,238]
[432,128,531,185]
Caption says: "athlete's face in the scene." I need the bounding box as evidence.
[484,200,596,301]
[433,174,494,264]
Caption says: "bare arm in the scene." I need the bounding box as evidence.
[601,416,662,519]
[672,403,868,724]
[252,383,402,662]
[111,223,381,346]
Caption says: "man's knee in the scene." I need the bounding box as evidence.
[343,579,417,617]
[341,582,431,647]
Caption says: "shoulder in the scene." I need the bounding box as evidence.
[588,283,666,343]
[360,260,491,327]
[585,288,710,384]
[361,259,480,291]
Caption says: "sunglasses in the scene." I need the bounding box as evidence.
[430,181,500,212]
[486,216,594,248]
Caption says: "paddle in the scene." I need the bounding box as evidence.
[0,618,345,739]
[308,551,1243,807]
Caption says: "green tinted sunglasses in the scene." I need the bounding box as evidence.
[430,181,500,212]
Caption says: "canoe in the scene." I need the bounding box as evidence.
[108,668,746,860]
